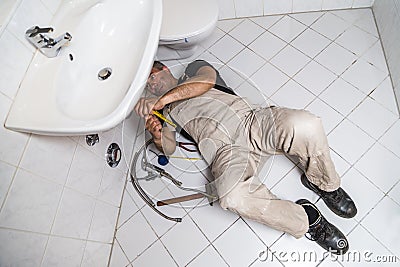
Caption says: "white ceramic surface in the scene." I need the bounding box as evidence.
[5,0,162,135]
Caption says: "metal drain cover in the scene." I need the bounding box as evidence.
[106,143,121,167]
[98,67,112,81]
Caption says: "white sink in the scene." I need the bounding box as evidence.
[5,0,162,135]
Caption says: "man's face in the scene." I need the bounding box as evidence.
[145,67,174,96]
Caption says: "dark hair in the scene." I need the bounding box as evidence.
[152,61,166,72]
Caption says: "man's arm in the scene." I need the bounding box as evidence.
[145,115,176,155]
[134,66,217,118]
[157,65,217,108]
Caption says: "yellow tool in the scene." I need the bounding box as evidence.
[152,110,177,128]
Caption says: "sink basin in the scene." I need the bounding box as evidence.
[5,0,162,135]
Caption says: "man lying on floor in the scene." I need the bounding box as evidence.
[134,60,357,254]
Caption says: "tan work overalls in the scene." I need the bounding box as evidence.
[167,89,340,238]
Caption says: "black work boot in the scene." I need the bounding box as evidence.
[296,199,349,255]
[301,174,357,218]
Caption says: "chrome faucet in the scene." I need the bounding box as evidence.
[25,26,72,58]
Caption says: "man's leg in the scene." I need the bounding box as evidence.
[210,143,350,255]
[210,143,309,239]
[257,107,356,218]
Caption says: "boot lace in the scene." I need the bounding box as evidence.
[305,220,332,242]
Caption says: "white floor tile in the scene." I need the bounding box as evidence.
[88,200,119,243]
[218,65,247,89]
[0,30,33,99]
[371,77,399,115]
[116,211,158,262]
[244,218,284,247]
[0,169,63,233]
[348,97,397,139]
[235,80,269,107]
[249,31,287,61]
[66,146,105,197]
[361,197,400,257]
[271,45,311,77]
[291,28,331,58]
[379,120,400,158]
[208,34,245,63]
[271,79,315,109]
[0,123,30,167]
[319,78,366,117]
[52,188,96,239]
[140,204,179,238]
[258,154,297,189]
[250,15,283,30]
[228,48,266,78]
[250,62,290,97]
[388,181,400,206]
[187,245,228,266]
[290,11,325,26]
[109,240,131,267]
[117,189,140,229]
[355,13,379,38]
[217,19,244,33]
[269,15,307,43]
[332,9,371,25]
[82,242,111,267]
[330,149,351,177]
[161,216,209,266]
[20,135,76,185]
[341,59,388,95]
[133,240,177,267]
[229,19,265,46]
[335,26,378,56]
[0,161,15,206]
[269,232,327,266]
[354,142,400,193]
[250,247,286,266]
[311,12,351,40]
[189,199,239,242]
[42,236,86,267]
[340,168,384,222]
[328,119,375,165]
[337,225,396,267]
[213,219,266,267]
[314,42,357,75]
[0,229,48,267]
[271,167,318,203]
[306,98,344,134]
[362,41,388,74]
[294,60,337,95]
[200,28,225,49]
[98,166,125,207]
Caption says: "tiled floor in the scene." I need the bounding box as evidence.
[111,8,400,267]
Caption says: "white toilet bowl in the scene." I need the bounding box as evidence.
[156,0,219,61]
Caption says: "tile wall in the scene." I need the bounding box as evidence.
[0,0,139,266]
[373,0,400,113]
[216,0,375,19]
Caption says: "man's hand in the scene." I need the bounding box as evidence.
[145,115,162,141]
[134,97,166,118]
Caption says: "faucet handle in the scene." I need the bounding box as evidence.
[26,26,54,38]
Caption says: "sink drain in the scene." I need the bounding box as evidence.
[98,67,112,81]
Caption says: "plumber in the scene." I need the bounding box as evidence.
[134,60,357,254]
